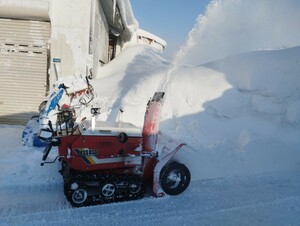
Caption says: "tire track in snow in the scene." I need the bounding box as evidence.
[1,171,300,225]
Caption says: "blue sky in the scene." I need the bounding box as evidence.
[130,0,212,58]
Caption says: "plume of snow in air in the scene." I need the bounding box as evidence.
[174,0,300,65]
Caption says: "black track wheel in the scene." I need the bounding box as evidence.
[160,162,191,195]
[70,187,88,207]
[101,182,116,198]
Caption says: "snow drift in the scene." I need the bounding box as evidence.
[161,46,300,179]
[88,44,300,181]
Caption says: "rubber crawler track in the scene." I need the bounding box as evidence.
[63,172,146,207]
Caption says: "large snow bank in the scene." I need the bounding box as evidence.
[161,46,300,179]
[86,44,300,181]
[175,0,300,65]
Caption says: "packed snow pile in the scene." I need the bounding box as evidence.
[161,46,300,179]
[86,44,300,181]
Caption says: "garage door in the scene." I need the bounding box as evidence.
[0,18,50,125]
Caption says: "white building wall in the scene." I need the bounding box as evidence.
[0,0,111,78]
[48,0,92,85]
[92,0,109,77]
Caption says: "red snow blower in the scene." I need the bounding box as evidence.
[39,92,190,207]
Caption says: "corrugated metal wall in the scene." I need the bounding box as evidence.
[0,18,50,125]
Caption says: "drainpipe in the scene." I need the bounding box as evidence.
[89,0,96,54]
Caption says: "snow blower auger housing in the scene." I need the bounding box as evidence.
[39,92,191,207]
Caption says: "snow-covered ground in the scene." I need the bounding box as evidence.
[1,125,300,225]
[1,0,300,225]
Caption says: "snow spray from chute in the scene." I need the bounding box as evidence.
[158,64,176,92]
[175,0,300,66]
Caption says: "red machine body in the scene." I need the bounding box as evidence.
[58,122,143,173]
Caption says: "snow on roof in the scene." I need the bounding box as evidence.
[136,28,167,51]
[115,0,167,50]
